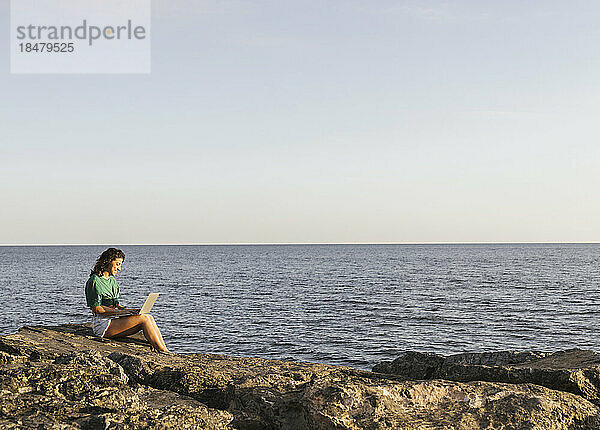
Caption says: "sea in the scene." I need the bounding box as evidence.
[1,244,598,370]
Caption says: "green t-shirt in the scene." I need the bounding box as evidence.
[85,274,120,308]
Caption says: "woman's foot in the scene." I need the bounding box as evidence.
[151,346,174,354]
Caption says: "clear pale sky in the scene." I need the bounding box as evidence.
[1,0,599,244]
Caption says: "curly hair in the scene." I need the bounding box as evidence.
[90,248,125,276]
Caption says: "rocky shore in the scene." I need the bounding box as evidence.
[1,325,600,429]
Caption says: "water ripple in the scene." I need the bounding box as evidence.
[1,243,599,370]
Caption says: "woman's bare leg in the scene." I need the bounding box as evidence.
[146,315,167,351]
[104,314,169,352]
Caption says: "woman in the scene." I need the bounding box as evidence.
[85,248,170,353]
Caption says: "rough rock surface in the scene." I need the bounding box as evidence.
[373,350,600,406]
[1,325,599,429]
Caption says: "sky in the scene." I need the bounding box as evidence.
[1,0,599,244]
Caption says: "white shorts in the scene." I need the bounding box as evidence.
[92,314,119,338]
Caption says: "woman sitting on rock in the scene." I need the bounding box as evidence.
[85,247,170,353]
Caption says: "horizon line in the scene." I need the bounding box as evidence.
[1,241,599,247]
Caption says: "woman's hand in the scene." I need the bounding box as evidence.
[93,306,137,317]
[119,308,142,315]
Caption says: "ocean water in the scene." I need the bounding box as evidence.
[1,244,599,370]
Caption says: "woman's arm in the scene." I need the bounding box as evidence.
[116,304,142,312]
[92,306,136,316]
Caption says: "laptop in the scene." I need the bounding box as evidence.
[122,293,160,315]
[139,293,160,314]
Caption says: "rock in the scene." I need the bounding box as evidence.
[303,374,600,429]
[1,325,600,429]
[0,326,233,429]
[373,349,600,406]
